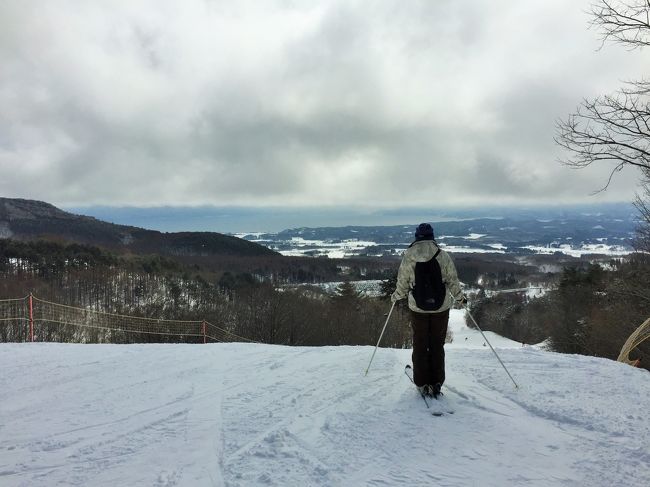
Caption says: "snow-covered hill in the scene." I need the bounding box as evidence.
[1,311,649,486]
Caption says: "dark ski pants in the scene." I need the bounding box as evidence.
[410,309,449,387]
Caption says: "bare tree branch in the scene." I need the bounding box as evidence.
[560,1,650,246]
[555,83,650,177]
[634,183,650,251]
[590,0,650,49]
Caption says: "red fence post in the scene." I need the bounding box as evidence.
[202,321,207,344]
[28,293,34,342]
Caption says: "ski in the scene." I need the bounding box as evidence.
[404,365,455,416]
[404,365,430,409]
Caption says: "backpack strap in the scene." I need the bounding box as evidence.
[433,248,441,259]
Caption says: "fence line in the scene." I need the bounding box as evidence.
[0,296,30,342]
[32,296,205,323]
[205,320,254,343]
[0,294,255,345]
[0,296,29,303]
[40,319,206,338]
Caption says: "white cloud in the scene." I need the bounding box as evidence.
[0,0,647,207]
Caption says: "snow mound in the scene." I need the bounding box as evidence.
[1,321,649,486]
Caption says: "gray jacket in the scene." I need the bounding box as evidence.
[391,240,463,313]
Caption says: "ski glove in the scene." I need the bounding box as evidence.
[391,292,405,304]
[458,295,468,307]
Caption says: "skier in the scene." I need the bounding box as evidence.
[391,223,465,398]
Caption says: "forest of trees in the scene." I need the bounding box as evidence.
[1,233,648,371]
[0,238,412,348]
[468,256,650,371]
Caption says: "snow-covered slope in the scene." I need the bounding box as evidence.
[1,310,649,486]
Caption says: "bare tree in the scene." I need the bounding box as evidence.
[556,85,650,188]
[634,185,650,250]
[590,0,650,49]
[557,0,650,246]
[557,1,650,182]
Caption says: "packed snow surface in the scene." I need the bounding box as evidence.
[1,311,649,486]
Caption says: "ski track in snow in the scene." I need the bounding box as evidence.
[1,310,649,486]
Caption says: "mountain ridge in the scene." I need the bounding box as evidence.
[0,197,277,258]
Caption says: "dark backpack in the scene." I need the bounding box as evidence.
[413,248,446,311]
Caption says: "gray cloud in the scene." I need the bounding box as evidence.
[0,0,647,208]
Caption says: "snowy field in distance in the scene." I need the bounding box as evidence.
[235,234,633,258]
[1,310,649,486]
[521,243,632,257]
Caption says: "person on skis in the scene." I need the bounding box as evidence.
[391,223,465,398]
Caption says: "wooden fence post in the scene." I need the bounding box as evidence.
[202,320,207,344]
[29,293,34,342]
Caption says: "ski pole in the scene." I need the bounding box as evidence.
[464,304,519,389]
[364,301,396,376]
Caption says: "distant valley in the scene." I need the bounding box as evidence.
[234,204,637,258]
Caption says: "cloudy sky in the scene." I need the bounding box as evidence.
[1,0,648,213]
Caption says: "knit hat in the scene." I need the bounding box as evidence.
[414,223,434,240]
